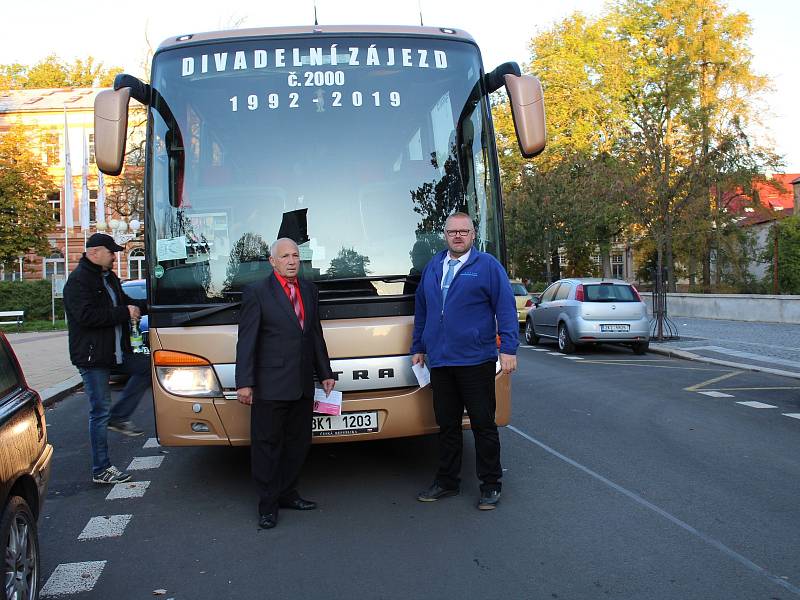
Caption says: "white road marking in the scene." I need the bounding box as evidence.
[78,515,132,540]
[783,413,800,420]
[41,561,106,596]
[143,437,160,449]
[735,401,777,409]
[562,356,584,360]
[106,480,150,500]
[507,425,800,597]
[697,391,734,398]
[683,346,800,370]
[548,352,562,356]
[531,348,550,352]
[127,456,165,470]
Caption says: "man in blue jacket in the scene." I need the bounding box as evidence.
[411,212,518,510]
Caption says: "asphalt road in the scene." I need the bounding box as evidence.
[37,343,800,599]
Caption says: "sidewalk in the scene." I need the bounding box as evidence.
[649,317,800,379]
[4,330,82,405]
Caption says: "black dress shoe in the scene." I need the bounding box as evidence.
[278,497,317,511]
[258,513,278,529]
[416,483,459,502]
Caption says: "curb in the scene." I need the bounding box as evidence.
[40,375,83,407]
[648,345,800,380]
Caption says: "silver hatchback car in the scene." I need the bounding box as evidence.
[524,278,650,354]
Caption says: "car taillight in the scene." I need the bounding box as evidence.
[575,284,584,302]
[524,298,533,308]
[630,285,642,301]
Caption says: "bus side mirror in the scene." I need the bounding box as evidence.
[94,88,131,176]
[504,74,546,158]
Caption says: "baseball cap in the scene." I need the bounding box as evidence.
[86,233,125,252]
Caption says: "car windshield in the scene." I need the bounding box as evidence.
[147,36,502,306]
[511,283,528,296]
[122,282,147,300]
[584,284,638,302]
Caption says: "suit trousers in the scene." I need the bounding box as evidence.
[250,396,313,516]
[430,361,501,493]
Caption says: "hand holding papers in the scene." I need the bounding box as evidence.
[411,362,430,388]
[313,387,342,416]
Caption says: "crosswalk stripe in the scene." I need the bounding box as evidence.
[697,391,734,398]
[143,437,160,449]
[106,480,150,500]
[735,401,777,409]
[127,456,165,471]
[783,413,800,420]
[41,561,106,596]
[78,515,133,540]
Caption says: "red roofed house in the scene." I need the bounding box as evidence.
[719,173,799,282]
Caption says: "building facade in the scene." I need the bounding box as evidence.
[0,87,145,281]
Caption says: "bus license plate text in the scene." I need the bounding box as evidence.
[312,411,379,437]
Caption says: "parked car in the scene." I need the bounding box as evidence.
[121,279,149,348]
[524,278,650,354]
[510,280,533,325]
[0,333,54,599]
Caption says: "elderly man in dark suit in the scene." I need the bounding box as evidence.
[235,237,335,530]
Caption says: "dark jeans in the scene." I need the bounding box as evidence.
[78,353,152,476]
[250,396,314,516]
[430,361,501,493]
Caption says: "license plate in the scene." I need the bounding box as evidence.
[312,411,379,437]
[601,324,630,332]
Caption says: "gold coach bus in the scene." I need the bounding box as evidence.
[94,24,545,446]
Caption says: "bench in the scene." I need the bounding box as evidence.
[0,310,24,330]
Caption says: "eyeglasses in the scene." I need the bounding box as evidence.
[445,229,473,237]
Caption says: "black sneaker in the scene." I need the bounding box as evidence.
[92,465,132,484]
[108,420,144,437]
[416,483,459,502]
[478,489,501,510]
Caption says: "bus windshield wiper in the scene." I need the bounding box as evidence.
[173,302,241,326]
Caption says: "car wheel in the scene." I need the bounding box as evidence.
[557,323,575,354]
[1,496,40,600]
[525,319,540,345]
[632,341,649,355]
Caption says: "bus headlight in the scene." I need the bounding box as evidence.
[153,350,221,397]
[156,366,221,397]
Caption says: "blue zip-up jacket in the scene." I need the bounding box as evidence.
[410,248,519,368]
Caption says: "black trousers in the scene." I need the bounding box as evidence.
[250,396,313,516]
[430,361,502,492]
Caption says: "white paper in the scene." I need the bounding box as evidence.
[156,236,187,260]
[411,363,430,388]
[313,388,342,415]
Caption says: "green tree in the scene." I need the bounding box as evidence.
[761,217,800,294]
[0,125,55,269]
[326,247,371,279]
[0,54,123,89]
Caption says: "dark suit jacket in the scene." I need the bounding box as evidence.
[235,274,333,401]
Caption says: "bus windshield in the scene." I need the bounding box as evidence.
[148,36,502,307]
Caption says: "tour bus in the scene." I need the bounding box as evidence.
[94,25,545,445]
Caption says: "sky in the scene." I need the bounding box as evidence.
[1,0,798,172]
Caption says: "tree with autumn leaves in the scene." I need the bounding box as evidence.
[0,126,55,271]
[495,0,782,291]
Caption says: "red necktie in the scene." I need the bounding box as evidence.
[287,281,304,329]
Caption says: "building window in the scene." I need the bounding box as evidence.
[47,191,61,223]
[612,254,624,279]
[128,248,146,279]
[89,189,98,223]
[43,251,65,280]
[88,133,95,164]
[42,133,60,166]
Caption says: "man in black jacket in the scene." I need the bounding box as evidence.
[63,233,151,484]
[235,238,335,529]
